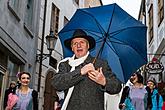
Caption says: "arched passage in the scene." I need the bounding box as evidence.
[43,70,58,110]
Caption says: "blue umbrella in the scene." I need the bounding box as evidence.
[58,3,147,83]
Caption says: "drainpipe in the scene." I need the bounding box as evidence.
[38,0,47,94]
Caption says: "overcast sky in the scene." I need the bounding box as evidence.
[102,0,142,19]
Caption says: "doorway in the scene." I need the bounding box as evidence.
[44,71,58,110]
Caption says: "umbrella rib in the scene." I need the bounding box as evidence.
[107,4,116,34]
[110,26,146,37]
[104,40,127,82]
[93,37,106,64]
[79,9,106,36]
[106,35,147,62]
[108,26,146,46]
[83,29,104,39]
[105,40,119,56]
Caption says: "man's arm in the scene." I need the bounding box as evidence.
[51,61,84,91]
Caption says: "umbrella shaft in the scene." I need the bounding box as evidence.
[93,38,106,64]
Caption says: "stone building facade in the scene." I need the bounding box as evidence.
[139,0,165,83]
[0,0,41,109]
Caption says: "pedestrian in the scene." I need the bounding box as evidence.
[54,91,64,110]
[119,71,148,110]
[13,71,38,110]
[146,78,163,110]
[51,29,122,110]
[4,81,17,109]
[161,87,165,110]
[54,100,61,110]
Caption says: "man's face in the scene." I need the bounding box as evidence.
[71,38,89,58]
[10,83,16,88]
[147,81,155,90]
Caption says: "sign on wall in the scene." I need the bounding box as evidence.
[146,57,164,74]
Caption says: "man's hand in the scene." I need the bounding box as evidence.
[54,101,61,110]
[88,67,106,86]
[119,103,126,110]
[81,63,95,75]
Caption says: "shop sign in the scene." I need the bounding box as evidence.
[146,61,164,74]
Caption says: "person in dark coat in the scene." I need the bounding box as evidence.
[4,81,17,109]
[52,29,122,110]
[161,87,165,110]
[146,78,163,110]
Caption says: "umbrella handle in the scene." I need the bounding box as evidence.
[92,57,97,64]
[92,37,106,65]
[92,59,100,72]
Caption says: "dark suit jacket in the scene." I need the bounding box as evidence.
[52,54,122,110]
[32,90,38,110]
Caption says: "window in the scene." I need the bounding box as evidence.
[0,50,7,68]
[50,3,60,34]
[7,0,21,21]
[49,56,57,69]
[158,0,164,26]
[7,59,23,81]
[24,0,34,33]
[148,5,153,44]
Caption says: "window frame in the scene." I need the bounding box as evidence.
[148,4,153,44]
[50,3,60,34]
[7,0,21,21]
[158,0,164,26]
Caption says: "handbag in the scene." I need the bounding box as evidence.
[6,93,19,110]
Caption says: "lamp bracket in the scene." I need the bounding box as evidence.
[36,53,51,62]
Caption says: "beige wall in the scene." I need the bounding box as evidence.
[84,0,102,8]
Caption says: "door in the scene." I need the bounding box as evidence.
[44,71,58,110]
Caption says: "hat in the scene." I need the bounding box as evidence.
[64,29,96,50]
[147,77,157,85]
[10,81,16,85]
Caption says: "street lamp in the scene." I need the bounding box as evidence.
[37,30,57,93]
[36,31,57,61]
[46,30,57,55]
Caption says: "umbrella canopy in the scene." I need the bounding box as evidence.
[58,3,147,83]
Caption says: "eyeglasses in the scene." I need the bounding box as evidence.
[72,40,87,46]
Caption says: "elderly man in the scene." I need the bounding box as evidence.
[52,29,122,110]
